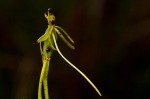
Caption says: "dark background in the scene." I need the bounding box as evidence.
[0,0,150,99]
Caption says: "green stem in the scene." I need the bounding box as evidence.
[43,60,50,99]
[38,60,47,99]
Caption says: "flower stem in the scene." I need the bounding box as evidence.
[43,60,50,99]
[38,60,47,99]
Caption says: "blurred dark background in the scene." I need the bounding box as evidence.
[0,0,150,99]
